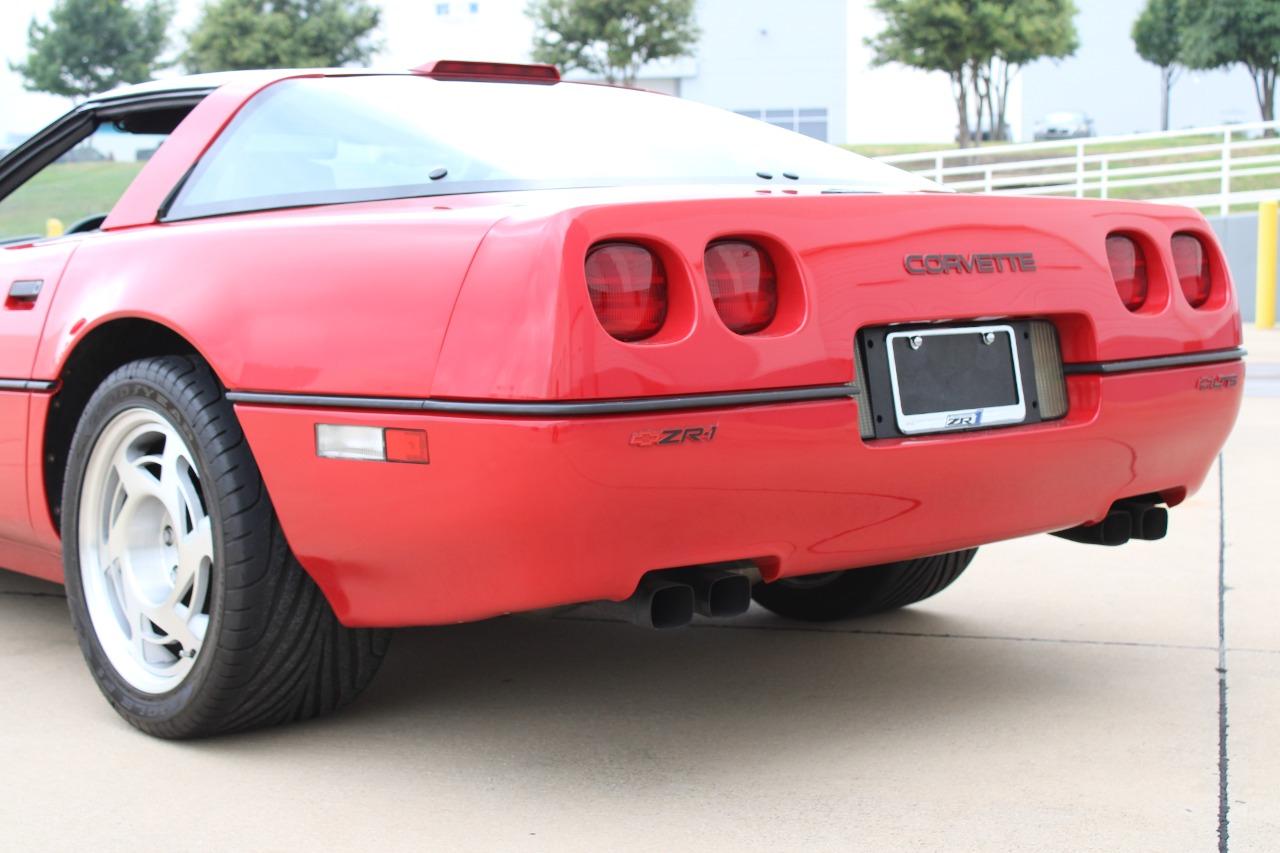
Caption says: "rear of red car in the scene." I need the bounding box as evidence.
[18,66,1244,738]
[231,189,1242,627]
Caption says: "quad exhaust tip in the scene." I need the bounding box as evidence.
[619,565,754,629]
[684,569,752,619]
[628,576,696,629]
[1052,496,1169,546]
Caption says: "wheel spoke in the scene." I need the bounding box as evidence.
[116,572,147,647]
[114,457,160,503]
[81,407,213,692]
[170,516,213,609]
[105,506,129,570]
[158,438,191,533]
[189,613,210,643]
[143,600,202,654]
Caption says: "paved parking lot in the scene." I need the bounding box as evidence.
[1,333,1276,852]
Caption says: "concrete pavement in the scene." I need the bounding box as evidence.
[0,342,1276,852]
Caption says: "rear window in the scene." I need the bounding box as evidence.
[166,75,935,220]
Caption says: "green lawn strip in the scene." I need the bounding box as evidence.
[854,133,1280,201]
[0,161,144,238]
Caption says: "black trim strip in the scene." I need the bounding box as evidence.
[0,379,57,392]
[0,90,212,208]
[1063,347,1247,376]
[226,383,860,416]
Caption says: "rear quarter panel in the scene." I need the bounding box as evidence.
[32,201,504,396]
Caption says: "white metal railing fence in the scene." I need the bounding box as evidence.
[874,120,1280,215]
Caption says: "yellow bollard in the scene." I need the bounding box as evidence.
[45,217,64,239]
[1257,200,1277,330]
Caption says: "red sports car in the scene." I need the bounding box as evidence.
[0,62,1244,737]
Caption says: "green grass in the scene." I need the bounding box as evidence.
[3,134,1273,233]
[846,134,1230,161]
[845,142,962,158]
[852,132,1280,213]
[0,161,144,240]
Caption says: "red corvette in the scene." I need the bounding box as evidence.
[0,62,1244,737]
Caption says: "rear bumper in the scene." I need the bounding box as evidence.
[234,362,1243,627]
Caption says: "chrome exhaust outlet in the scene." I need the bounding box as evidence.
[1117,499,1169,541]
[625,576,695,629]
[1053,495,1169,546]
[684,569,752,618]
[1052,510,1132,546]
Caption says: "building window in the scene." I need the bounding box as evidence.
[436,2,449,14]
[735,107,828,142]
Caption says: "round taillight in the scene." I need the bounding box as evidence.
[585,242,668,342]
[1106,234,1148,311]
[1172,233,1211,308]
[705,240,778,334]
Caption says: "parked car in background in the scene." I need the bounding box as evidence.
[1034,111,1096,140]
[0,62,1243,738]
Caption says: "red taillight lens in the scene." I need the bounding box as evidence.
[1106,234,1148,311]
[1172,233,1212,308]
[585,242,668,342]
[705,240,778,334]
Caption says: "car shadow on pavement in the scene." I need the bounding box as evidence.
[216,603,1086,774]
[0,565,1084,771]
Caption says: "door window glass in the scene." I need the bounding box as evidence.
[0,122,168,244]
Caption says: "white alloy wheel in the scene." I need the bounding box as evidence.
[77,406,213,694]
[62,356,387,737]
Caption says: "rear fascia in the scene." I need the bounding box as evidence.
[431,193,1241,403]
[235,361,1242,627]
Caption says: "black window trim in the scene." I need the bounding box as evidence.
[0,88,214,213]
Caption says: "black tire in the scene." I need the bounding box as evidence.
[751,549,978,622]
[61,355,390,738]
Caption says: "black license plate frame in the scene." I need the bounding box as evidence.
[858,321,1044,439]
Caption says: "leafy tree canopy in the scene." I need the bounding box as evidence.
[998,0,1077,66]
[1180,0,1280,73]
[528,0,700,86]
[869,0,1076,145]
[1181,0,1280,120]
[1132,0,1183,70]
[867,0,977,79]
[11,0,174,99]
[184,0,381,73]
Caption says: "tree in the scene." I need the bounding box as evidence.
[1181,0,1280,123]
[868,0,1077,147]
[184,0,381,73]
[1133,0,1183,130]
[976,0,1078,142]
[527,0,700,87]
[868,0,981,147]
[11,0,173,100]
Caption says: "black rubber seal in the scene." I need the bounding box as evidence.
[1063,347,1247,375]
[226,383,860,416]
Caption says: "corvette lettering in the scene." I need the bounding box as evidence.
[904,252,1037,275]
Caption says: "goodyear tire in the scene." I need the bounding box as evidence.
[61,355,389,738]
[751,549,978,621]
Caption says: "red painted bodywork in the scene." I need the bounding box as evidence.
[0,69,1245,625]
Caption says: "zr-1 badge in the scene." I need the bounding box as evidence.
[1196,374,1239,391]
[629,425,718,447]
